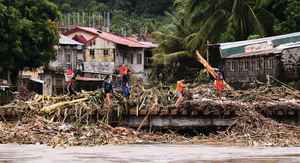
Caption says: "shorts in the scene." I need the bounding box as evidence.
[104,89,113,94]
[176,91,183,97]
[122,75,129,83]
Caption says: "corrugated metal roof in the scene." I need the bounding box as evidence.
[219,32,300,58]
[59,34,83,46]
[223,41,300,59]
[75,26,147,48]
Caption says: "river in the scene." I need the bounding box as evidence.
[0,144,299,163]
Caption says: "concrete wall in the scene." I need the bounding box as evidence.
[115,46,145,74]
[66,31,145,75]
[224,55,280,83]
[281,47,300,80]
[49,45,83,70]
[43,74,53,96]
[66,31,116,63]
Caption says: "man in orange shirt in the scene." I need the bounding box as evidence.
[175,80,185,108]
[118,64,129,84]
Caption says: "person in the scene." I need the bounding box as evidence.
[118,64,130,84]
[122,82,131,98]
[75,61,84,77]
[214,71,225,98]
[65,65,76,95]
[175,80,185,108]
[103,75,113,108]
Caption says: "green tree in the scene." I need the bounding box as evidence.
[272,0,300,34]
[152,0,276,82]
[0,0,60,83]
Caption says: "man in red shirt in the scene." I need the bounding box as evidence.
[175,80,185,108]
[214,71,224,98]
[65,65,76,95]
[118,64,130,84]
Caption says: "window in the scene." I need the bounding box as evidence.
[233,61,238,72]
[137,53,142,64]
[65,53,71,64]
[244,60,249,71]
[229,61,234,71]
[268,58,273,69]
[103,49,109,56]
[113,49,116,56]
[256,58,260,71]
[239,60,243,72]
[129,54,134,64]
[90,49,95,59]
[113,49,116,62]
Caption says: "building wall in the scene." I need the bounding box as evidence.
[43,72,65,96]
[84,38,116,62]
[49,45,83,70]
[281,47,300,80]
[43,73,53,96]
[66,31,116,63]
[224,55,280,83]
[115,46,144,74]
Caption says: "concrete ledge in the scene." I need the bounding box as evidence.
[125,116,233,128]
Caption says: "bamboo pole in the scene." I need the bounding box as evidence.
[40,97,88,113]
[196,50,233,90]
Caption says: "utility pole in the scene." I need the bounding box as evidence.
[82,12,85,26]
[206,40,210,65]
[206,40,210,78]
[107,12,110,32]
[77,12,80,26]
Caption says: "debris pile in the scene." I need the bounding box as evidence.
[0,84,300,147]
[0,116,188,147]
[213,107,300,146]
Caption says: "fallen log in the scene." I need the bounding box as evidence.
[40,97,89,113]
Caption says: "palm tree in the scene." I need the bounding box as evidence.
[181,0,275,50]
[151,0,275,82]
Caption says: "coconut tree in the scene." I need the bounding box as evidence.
[152,0,275,82]
[181,0,275,50]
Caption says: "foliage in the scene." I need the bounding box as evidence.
[51,0,173,35]
[0,0,60,82]
[152,0,300,82]
[195,69,210,84]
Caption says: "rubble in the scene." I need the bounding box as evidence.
[0,116,188,147]
[0,84,300,147]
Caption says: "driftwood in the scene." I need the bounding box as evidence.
[40,97,89,113]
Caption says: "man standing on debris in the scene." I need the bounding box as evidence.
[122,81,131,98]
[103,75,113,108]
[175,80,185,108]
[118,64,130,84]
[65,64,76,95]
[214,70,224,98]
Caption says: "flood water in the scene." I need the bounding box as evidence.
[0,144,299,163]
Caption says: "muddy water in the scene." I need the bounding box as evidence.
[0,144,299,163]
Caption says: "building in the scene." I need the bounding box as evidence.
[22,34,85,96]
[63,26,150,77]
[43,34,85,96]
[210,32,300,83]
[139,41,158,79]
